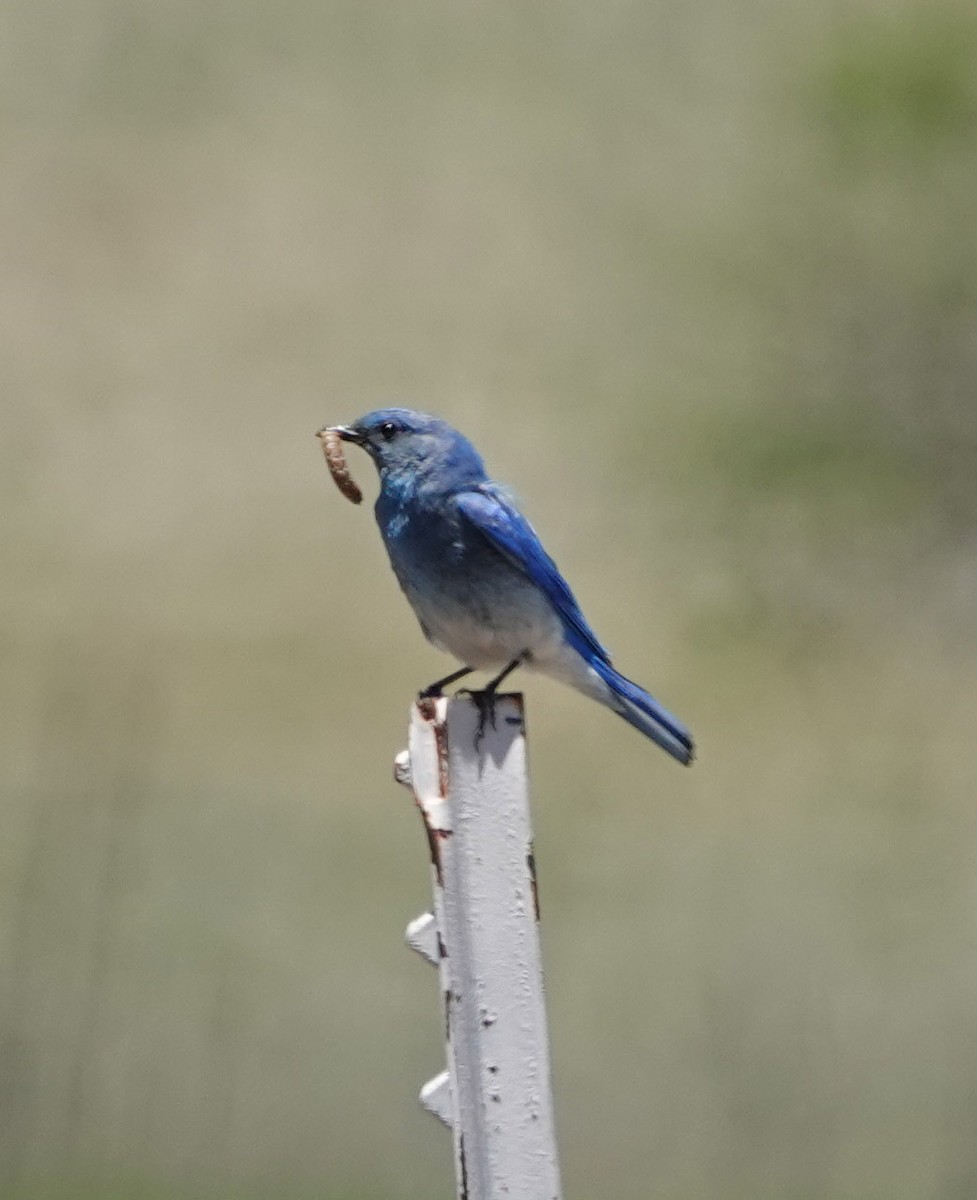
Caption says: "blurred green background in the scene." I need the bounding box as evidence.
[3,1,977,1197]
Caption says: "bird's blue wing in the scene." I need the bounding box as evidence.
[456,485,611,664]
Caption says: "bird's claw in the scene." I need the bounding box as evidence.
[418,665,476,702]
[457,688,498,748]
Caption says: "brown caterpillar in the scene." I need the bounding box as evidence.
[317,428,363,504]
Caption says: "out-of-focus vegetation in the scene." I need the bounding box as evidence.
[3,2,977,1197]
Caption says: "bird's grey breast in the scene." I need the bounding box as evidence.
[374,486,564,667]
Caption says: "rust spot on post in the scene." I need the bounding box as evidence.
[416,697,450,799]
[459,1133,469,1200]
[416,805,445,885]
[434,724,449,800]
[527,844,541,921]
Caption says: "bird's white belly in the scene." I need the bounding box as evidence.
[409,583,566,670]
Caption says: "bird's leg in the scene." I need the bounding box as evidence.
[418,664,475,699]
[460,655,526,744]
[483,657,524,694]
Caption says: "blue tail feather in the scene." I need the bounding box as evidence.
[591,659,695,766]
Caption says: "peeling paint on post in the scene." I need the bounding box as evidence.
[401,694,563,1200]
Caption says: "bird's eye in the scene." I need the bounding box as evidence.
[379,421,398,441]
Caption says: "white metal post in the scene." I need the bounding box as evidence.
[397,694,562,1200]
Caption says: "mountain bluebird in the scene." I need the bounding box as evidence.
[322,408,694,765]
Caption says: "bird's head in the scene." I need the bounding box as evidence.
[321,408,487,494]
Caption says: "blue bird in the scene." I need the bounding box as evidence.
[322,409,694,765]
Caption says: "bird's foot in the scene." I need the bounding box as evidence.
[458,655,525,747]
[417,665,475,701]
[456,688,498,747]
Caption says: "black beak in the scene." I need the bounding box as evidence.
[317,424,366,446]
